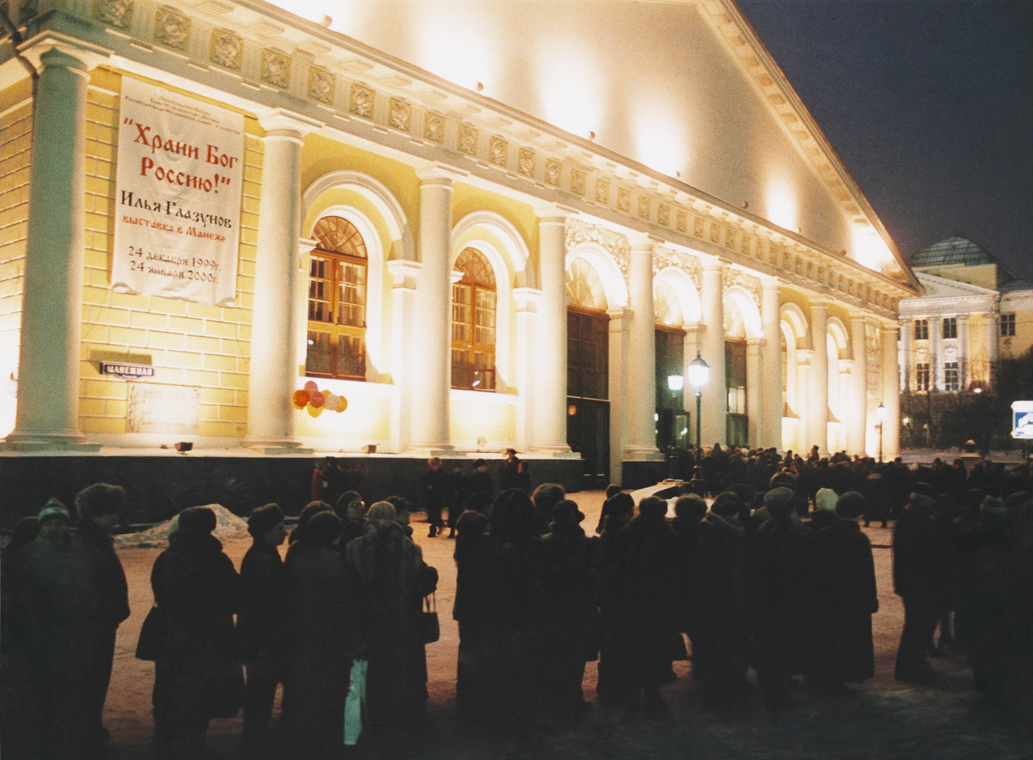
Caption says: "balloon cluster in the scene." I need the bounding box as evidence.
[292,380,347,418]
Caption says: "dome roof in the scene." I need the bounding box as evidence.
[909,236,994,268]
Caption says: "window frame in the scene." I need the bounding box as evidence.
[451,248,497,392]
[914,319,929,340]
[305,217,368,381]
[943,361,960,392]
[942,317,957,340]
[1001,313,1016,337]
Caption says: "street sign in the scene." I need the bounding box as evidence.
[1011,401,1033,439]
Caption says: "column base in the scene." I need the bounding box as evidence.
[529,444,579,458]
[622,446,664,462]
[242,437,314,455]
[405,444,456,458]
[1,430,102,452]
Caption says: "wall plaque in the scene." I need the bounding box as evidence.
[128,384,200,434]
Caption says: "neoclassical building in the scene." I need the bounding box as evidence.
[1,0,918,487]
[897,237,1033,446]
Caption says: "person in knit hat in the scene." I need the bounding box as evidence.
[810,488,840,532]
[238,504,288,755]
[17,498,106,758]
[73,484,131,754]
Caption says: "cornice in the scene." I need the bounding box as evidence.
[695,0,920,295]
[3,0,913,321]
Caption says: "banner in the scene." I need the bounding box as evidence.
[112,77,244,305]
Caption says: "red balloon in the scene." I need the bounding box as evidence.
[291,390,309,409]
[310,392,325,408]
[304,380,318,393]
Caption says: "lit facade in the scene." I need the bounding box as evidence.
[899,237,1033,394]
[0,0,919,483]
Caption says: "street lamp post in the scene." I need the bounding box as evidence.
[687,352,710,452]
[876,402,887,462]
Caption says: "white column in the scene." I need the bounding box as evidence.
[761,281,782,449]
[244,113,315,452]
[808,299,829,454]
[986,309,1000,375]
[882,324,901,459]
[608,308,632,483]
[683,325,701,446]
[513,287,541,452]
[930,316,943,390]
[746,338,763,449]
[387,260,420,453]
[849,314,868,456]
[958,314,970,389]
[700,262,725,445]
[900,317,913,392]
[409,170,455,451]
[531,212,572,453]
[624,242,661,459]
[796,349,814,453]
[5,44,105,450]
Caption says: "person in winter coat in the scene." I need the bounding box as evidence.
[691,492,750,711]
[892,493,951,682]
[611,496,682,715]
[0,516,41,759]
[344,502,438,751]
[73,483,131,754]
[422,457,451,537]
[237,504,289,757]
[452,509,491,721]
[335,490,367,546]
[16,499,106,760]
[281,510,354,759]
[594,491,636,707]
[150,506,240,760]
[749,487,814,709]
[809,491,879,692]
[470,489,538,727]
[956,495,1033,705]
[530,499,600,721]
[671,494,708,642]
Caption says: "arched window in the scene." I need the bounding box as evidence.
[451,248,496,391]
[306,216,367,380]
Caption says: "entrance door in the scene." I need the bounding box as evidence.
[567,309,610,487]
[567,399,610,489]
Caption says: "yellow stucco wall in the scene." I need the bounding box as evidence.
[76,70,261,439]
[0,83,33,437]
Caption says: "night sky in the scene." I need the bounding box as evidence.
[736,0,1033,279]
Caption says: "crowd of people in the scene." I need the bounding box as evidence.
[2,444,1033,760]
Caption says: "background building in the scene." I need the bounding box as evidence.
[898,236,1033,448]
[0,0,918,513]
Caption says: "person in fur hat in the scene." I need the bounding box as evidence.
[809,491,878,692]
[691,492,751,711]
[892,493,951,682]
[73,483,130,755]
[238,503,288,757]
[749,487,814,708]
[150,506,240,760]
[531,499,599,721]
[344,502,438,752]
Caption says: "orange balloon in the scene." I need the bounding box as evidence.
[337,397,348,413]
[307,404,323,417]
[292,390,309,409]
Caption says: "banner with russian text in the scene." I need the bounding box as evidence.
[112,77,244,305]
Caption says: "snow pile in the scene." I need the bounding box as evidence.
[114,503,250,548]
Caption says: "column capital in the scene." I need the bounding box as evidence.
[607,307,632,325]
[795,348,815,366]
[533,202,578,221]
[18,32,110,73]
[512,287,542,310]
[257,108,323,137]
[387,259,421,289]
[416,163,467,184]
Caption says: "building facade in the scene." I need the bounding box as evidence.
[1,0,918,485]
[898,237,1033,447]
